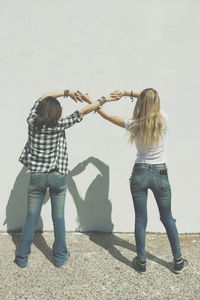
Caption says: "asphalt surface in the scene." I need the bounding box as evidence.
[0,232,199,300]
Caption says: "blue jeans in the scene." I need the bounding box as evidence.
[129,163,182,262]
[15,171,68,267]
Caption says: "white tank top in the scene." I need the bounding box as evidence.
[124,109,168,164]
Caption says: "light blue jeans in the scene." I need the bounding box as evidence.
[129,163,182,263]
[15,171,69,267]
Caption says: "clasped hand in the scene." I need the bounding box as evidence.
[68,90,125,104]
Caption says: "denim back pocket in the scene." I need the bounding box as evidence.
[129,168,147,190]
[49,172,67,192]
[29,172,46,190]
[158,170,170,190]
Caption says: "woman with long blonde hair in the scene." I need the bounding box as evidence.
[78,88,187,274]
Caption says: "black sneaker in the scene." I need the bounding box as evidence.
[132,257,146,273]
[174,258,188,274]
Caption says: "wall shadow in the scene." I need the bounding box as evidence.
[4,166,31,232]
[4,166,46,232]
[68,157,173,272]
[68,157,114,232]
[4,166,53,264]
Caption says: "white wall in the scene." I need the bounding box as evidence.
[1,0,199,233]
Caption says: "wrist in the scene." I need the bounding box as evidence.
[124,90,128,97]
[64,89,69,98]
[124,91,131,97]
[130,90,134,100]
[97,96,107,107]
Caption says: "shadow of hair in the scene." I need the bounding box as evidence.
[68,157,114,232]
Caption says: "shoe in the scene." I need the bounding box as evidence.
[132,257,146,273]
[174,258,188,274]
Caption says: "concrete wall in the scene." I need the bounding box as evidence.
[1,0,199,232]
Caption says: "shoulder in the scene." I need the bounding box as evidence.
[160,109,168,121]
[124,119,136,131]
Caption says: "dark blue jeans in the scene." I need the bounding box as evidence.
[129,163,182,262]
[15,171,68,267]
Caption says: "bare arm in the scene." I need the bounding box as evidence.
[110,90,141,99]
[124,90,141,98]
[77,92,125,127]
[41,91,64,99]
[97,108,125,128]
[40,90,81,102]
[78,93,120,116]
[79,101,102,116]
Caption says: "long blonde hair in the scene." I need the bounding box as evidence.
[129,88,164,149]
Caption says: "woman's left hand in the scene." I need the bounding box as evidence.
[68,90,83,102]
[105,90,125,102]
[109,90,125,101]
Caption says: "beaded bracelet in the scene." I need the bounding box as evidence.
[94,96,107,113]
[64,89,69,98]
[97,96,107,107]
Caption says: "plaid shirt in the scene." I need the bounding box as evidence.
[19,98,83,174]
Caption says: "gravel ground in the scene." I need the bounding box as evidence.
[0,232,199,300]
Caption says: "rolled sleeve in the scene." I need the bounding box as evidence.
[58,110,83,129]
[124,119,133,130]
[27,98,43,124]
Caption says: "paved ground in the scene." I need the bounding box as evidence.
[0,232,199,300]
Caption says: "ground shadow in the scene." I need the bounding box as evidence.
[87,233,173,273]
[68,157,114,232]
[11,233,54,264]
[4,166,53,264]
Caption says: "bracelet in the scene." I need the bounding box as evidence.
[94,97,107,113]
[97,96,107,107]
[130,90,134,102]
[64,89,69,98]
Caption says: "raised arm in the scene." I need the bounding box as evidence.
[41,91,65,99]
[110,90,141,99]
[77,92,125,127]
[94,89,141,127]
[78,93,120,116]
[40,89,81,102]
[96,108,125,128]
[125,90,140,98]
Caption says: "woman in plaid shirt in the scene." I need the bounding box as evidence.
[15,89,119,268]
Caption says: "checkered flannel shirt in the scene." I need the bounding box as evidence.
[19,98,83,174]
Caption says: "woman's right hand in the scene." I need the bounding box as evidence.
[76,91,93,104]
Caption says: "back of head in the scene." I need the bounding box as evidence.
[134,88,160,119]
[33,96,62,130]
[130,88,164,149]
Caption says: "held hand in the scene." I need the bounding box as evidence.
[109,90,125,101]
[69,160,89,176]
[68,90,83,103]
[104,90,125,102]
[76,91,92,104]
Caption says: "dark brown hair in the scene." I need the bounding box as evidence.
[33,96,62,130]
